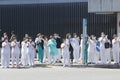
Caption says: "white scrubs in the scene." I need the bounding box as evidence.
[99,37,106,64]
[112,39,119,64]
[71,37,80,63]
[43,39,49,63]
[104,39,111,64]
[80,39,84,62]
[26,41,33,66]
[1,41,10,68]
[21,41,28,66]
[29,41,35,66]
[61,39,70,67]
[88,39,96,63]
[11,41,20,67]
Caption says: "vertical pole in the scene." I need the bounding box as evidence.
[82,18,87,64]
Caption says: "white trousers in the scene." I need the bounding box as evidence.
[1,52,10,68]
[28,50,35,66]
[88,50,95,63]
[43,47,49,62]
[94,51,100,64]
[62,51,70,66]
[113,50,119,63]
[48,56,57,64]
[73,47,79,63]
[104,48,111,63]
[11,52,20,66]
[79,46,84,62]
[21,52,29,66]
[56,49,61,61]
[100,49,106,64]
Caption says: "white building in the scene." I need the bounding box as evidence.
[88,0,120,34]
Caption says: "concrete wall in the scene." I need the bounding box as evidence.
[88,0,120,13]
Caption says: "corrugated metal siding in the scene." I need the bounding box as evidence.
[0,2,117,40]
[0,0,88,5]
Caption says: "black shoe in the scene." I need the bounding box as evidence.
[88,62,92,64]
[59,61,62,63]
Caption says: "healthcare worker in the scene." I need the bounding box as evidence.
[21,37,29,67]
[1,36,10,68]
[61,38,70,67]
[112,35,119,64]
[54,33,62,63]
[71,33,80,63]
[95,38,100,64]
[28,37,35,66]
[43,36,49,63]
[80,34,84,63]
[35,33,44,63]
[99,32,106,64]
[11,37,20,68]
[47,35,58,64]
[104,35,111,64]
[87,35,96,64]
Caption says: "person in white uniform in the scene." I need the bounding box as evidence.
[71,33,80,63]
[87,35,96,64]
[103,35,111,64]
[21,37,29,67]
[95,38,100,64]
[25,37,34,66]
[54,33,62,63]
[43,36,49,63]
[11,37,20,67]
[28,37,35,66]
[61,36,70,67]
[112,35,119,64]
[92,36,99,64]
[1,36,10,68]
[61,39,70,67]
[99,32,106,64]
[79,34,84,63]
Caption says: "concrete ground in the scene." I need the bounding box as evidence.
[0,62,120,80]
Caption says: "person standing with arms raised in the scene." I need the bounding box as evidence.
[35,33,44,63]
[47,35,58,64]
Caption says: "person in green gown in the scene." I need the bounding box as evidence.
[47,35,58,64]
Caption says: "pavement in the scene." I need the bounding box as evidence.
[0,62,120,80]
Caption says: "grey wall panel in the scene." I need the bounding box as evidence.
[0,0,88,5]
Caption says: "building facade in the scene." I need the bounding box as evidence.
[0,0,117,40]
[88,0,120,35]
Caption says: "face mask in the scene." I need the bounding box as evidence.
[14,39,17,42]
[5,39,8,42]
[45,38,48,40]
[69,35,71,38]
[29,39,32,42]
[54,36,57,38]
[115,37,117,40]
[74,35,77,38]
[92,37,94,40]
[101,34,105,38]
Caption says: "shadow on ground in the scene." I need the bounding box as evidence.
[1,63,120,69]
[4,63,52,69]
[53,63,120,69]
